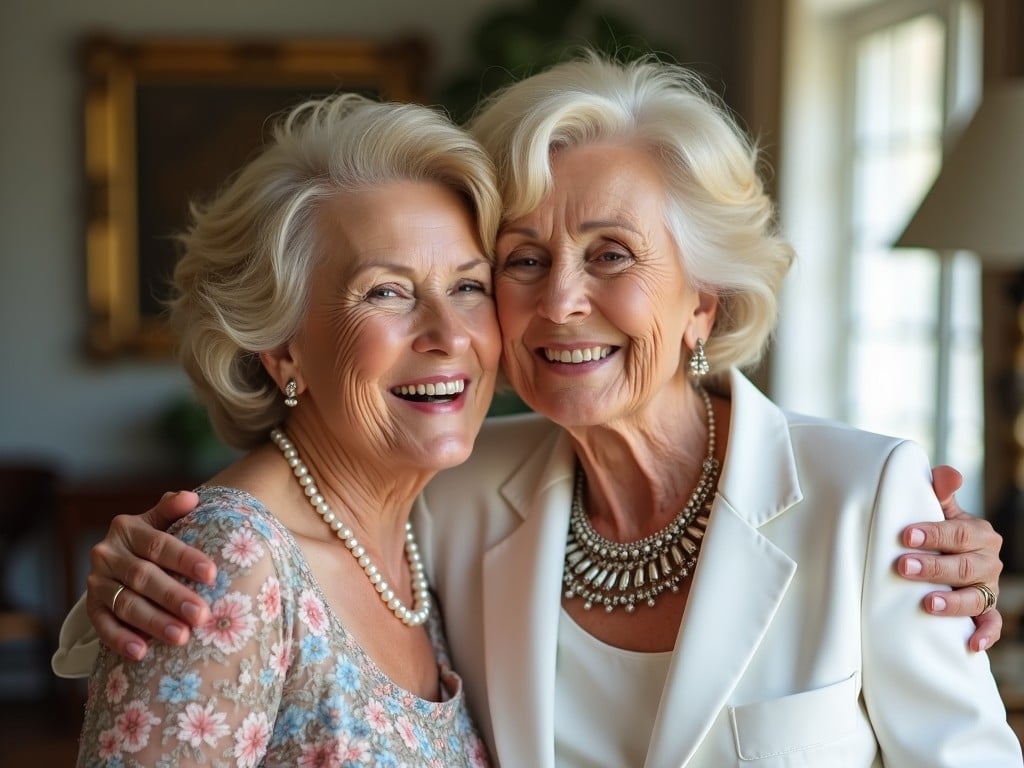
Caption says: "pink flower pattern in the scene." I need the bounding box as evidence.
[196,591,257,654]
[366,699,394,734]
[76,486,488,766]
[104,664,128,703]
[114,700,160,753]
[222,527,264,568]
[298,588,329,635]
[257,575,282,622]
[176,700,230,748]
[232,711,272,768]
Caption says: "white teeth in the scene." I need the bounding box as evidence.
[544,346,610,364]
[393,380,466,397]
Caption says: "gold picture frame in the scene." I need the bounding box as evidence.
[82,35,428,357]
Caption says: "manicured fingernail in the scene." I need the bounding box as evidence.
[908,528,925,547]
[195,563,215,582]
[929,595,947,612]
[903,557,922,576]
[126,642,145,660]
[977,638,989,652]
[164,624,185,644]
[181,602,201,624]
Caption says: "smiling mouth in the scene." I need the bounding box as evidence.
[391,379,466,403]
[542,346,613,364]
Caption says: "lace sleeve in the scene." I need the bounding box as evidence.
[76,498,291,767]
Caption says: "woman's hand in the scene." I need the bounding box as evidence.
[897,466,1003,652]
[86,490,213,660]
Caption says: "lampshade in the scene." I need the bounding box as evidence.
[894,79,1024,266]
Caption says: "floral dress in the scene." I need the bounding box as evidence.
[77,486,491,768]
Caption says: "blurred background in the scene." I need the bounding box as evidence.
[0,0,1021,756]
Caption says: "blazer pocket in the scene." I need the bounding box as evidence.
[729,672,859,763]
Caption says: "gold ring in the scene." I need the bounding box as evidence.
[971,582,996,616]
[112,585,129,618]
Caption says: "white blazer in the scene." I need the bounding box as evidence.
[54,370,1021,766]
[414,369,1021,767]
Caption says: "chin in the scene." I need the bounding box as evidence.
[418,436,476,471]
[528,389,615,429]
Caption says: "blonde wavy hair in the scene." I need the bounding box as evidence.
[169,94,501,449]
[467,53,794,376]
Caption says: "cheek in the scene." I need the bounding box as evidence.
[470,304,503,372]
[495,282,532,341]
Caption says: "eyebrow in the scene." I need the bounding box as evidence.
[499,218,643,238]
[351,257,491,276]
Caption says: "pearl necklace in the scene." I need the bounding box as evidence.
[562,385,719,613]
[270,428,431,627]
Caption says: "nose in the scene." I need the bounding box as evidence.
[537,263,589,324]
[413,298,472,356]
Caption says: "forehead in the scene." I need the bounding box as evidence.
[507,142,669,230]
[315,181,483,270]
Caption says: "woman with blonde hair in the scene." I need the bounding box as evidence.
[73,92,500,766]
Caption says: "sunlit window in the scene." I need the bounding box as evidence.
[844,3,983,509]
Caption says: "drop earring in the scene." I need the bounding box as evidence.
[689,338,710,377]
[284,379,298,407]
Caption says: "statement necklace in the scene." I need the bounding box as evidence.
[562,385,719,613]
[270,428,431,627]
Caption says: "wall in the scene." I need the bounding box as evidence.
[0,0,740,481]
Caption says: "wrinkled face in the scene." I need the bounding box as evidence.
[494,142,711,428]
[290,181,500,471]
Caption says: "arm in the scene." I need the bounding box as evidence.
[76,497,286,766]
[60,466,1007,663]
[863,445,1022,765]
[62,490,216,667]
[897,466,1004,651]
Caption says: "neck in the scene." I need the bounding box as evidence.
[277,416,431,574]
[567,382,717,542]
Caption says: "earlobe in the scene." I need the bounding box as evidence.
[259,347,304,397]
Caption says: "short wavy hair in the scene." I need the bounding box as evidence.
[467,53,794,376]
[169,94,501,449]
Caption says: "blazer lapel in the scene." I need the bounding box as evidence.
[645,370,802,768]
[482,429,575,768]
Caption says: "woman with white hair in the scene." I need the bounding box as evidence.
[74,93,500,766]
[63,56,1014,766]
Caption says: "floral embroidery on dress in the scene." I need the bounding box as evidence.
[77,486,490,768]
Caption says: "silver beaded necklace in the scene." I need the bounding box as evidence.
[562,385,719,613]
[270,428,431,627]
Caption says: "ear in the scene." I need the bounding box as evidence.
[260,344,305,397]
[683,290,718,351]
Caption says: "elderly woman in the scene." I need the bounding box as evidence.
[72,93,498,766]
[59,57,1016,766]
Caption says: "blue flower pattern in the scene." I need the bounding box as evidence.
[76,486,490,767]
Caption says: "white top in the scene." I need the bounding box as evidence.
[554,608,673,767]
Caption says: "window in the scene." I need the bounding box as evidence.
[777,0,984,511]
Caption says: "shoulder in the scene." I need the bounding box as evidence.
[170,485,297,583]
[778,411,938,527]
[784,410,927,478]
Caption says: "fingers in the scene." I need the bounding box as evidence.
[968,608,1004,653]
[896,548,1002,591]
[139,491,217,584]
[930,465,964,516]
[90,532,212,623]
[901,516,1003,578]
[919,588,1004,651]
[83,576,174,662]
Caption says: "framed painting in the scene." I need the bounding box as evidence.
[81,35,428,357]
